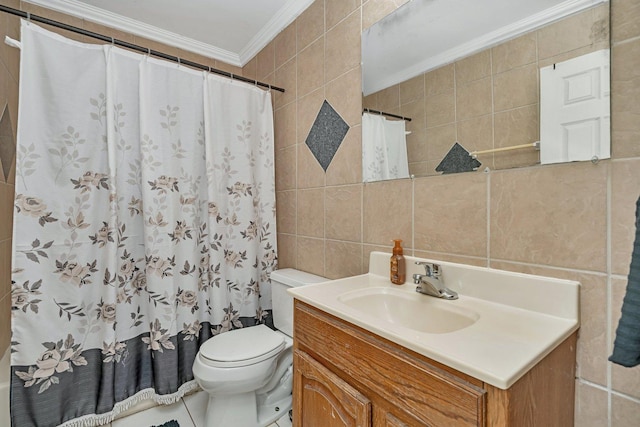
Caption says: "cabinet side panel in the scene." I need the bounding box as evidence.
[485,387,509,426]
[486,332,577,426]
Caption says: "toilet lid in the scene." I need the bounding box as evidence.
[199,325,285,368]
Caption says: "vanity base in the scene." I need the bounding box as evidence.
[293,300,576,427]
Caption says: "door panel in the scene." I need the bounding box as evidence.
[293,350,371,427]
[540,49,610,164]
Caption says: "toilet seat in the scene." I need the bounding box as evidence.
[199,325,285,368]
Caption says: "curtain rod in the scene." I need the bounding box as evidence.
[363,108,412,122]
[0,4,285,93]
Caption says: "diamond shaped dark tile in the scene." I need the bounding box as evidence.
[305,100,349,171]
[435,142,481,174]
[0,105,16,182]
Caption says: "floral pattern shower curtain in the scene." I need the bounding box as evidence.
[10,22,277,427]
[361,112,410,182]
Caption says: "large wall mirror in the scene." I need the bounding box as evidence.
[361,0,610,182]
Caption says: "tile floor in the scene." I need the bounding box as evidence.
[109,390,292,427]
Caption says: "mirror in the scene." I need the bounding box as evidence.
[361,0,610,181]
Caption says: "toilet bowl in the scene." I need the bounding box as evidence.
[192,269,326,427]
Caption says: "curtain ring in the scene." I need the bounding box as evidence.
[26,12,31,22]
[110,37,115,46]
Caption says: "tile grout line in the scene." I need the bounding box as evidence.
[359,2,369,273]
[486,170,491,268]
[321,0,327,278]
[411,177,415,256]
[360,164,364,272]
[578,377,640,405]
[606,158,613,427]
[293,10,299,272]
[180,397,198,427]
[453,60,458,142]
[489,258,609,276]
[489,46,496,169]
[610,389,640,405]
[486,44,494,261]
[611,34,640,48]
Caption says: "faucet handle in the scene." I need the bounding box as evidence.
[415,261,440,278]
[415,261,431,275]
[431,264,440,278]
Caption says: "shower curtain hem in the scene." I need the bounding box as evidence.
[56,380,200,427]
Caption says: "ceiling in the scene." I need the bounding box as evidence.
[23,0,315,66]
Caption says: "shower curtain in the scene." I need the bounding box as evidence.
[10,22,276,427]
[361,112,410,182]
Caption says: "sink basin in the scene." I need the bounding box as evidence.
[337,287,479,334]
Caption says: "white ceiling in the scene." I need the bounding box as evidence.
[23,0,315,66]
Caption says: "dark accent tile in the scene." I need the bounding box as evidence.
[0,105,15,182]
[435,142,481,174]
[305,100,349,171]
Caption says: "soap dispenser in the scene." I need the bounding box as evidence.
[390,239,406,285]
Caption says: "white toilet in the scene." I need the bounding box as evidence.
[192,268,325,427]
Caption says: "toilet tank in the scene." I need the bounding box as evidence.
[270,268,326,337]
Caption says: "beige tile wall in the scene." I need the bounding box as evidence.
[363,4,609,176]
[263,0,640,425]
[0,0,639,426]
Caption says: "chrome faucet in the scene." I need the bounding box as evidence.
[412,261,458,300]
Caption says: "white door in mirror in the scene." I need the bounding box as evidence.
[540,49,610,165]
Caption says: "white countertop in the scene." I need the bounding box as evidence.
[288,252,580,390]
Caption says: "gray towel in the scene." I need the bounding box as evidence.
[610,195,640,367]
[151,421,179,427]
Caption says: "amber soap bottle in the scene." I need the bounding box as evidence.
[390,239,406,285]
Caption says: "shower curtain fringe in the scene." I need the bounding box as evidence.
[0,4,285,93]
[56,380,200,427]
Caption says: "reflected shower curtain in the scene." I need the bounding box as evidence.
[10,22,276,427]
[362,112,409,182]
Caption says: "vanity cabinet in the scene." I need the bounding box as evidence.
[292,300,577,427]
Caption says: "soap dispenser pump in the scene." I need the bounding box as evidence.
[390,239,406,285]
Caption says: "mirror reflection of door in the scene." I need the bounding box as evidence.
[540,50,611,165]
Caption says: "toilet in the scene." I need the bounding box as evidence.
[192,268,326,427]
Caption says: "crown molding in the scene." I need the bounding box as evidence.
[22,0,313,67]
[238,0,314,64]
[364,0,609,96]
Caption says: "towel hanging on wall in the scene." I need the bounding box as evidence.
[610,195,640,367]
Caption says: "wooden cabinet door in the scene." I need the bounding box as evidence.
[293,350,372,427]
[375,411,409,427]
